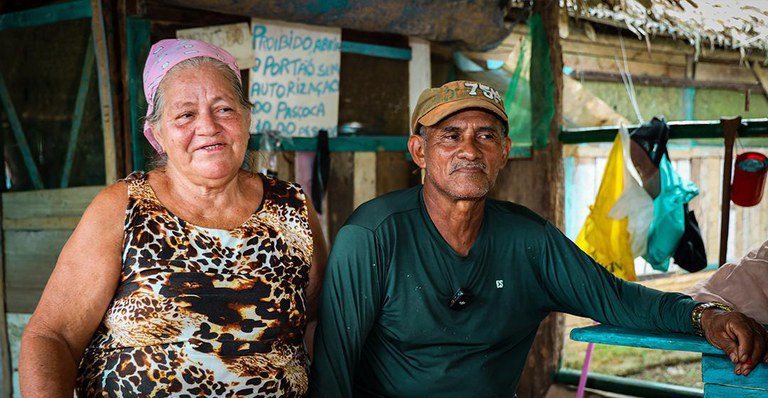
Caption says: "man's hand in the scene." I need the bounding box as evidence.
[701,309,768,376]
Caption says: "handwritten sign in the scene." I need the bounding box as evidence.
[177,23,255,69]
[249,18,340,137]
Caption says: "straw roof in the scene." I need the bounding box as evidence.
[560,0,768,61]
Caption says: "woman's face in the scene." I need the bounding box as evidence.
[153,63,250,182]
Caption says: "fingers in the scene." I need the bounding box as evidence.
[729,318,767,376]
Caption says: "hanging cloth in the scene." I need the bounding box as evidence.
[642,153,699,271]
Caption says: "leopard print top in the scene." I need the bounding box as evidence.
[76,171,313,397]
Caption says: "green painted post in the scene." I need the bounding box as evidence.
[61,35,95,188]
[0,73,44,189]
[126,17,151,171]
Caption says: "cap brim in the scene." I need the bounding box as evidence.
[414,98,508,134]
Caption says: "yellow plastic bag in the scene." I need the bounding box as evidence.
[575,135,636,281]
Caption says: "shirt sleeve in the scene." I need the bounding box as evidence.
[310,224,384,397]
[538,222,698,334]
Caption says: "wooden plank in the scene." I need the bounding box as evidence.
[702,157,723,265]
[326,152,354,243]
[563,40,687,66]
[0,73,44,190]
[341,41,411,61]
[126,17,151,172]
[565,27,694,55]
[696,62,758,84]
[3,217,82,231]
[574,70,765,92]
[408,37,430,127]
[61,36,95,188]
[91,0,119,184]
[570,325,722,354]
[5,230,72,313]
[375,152,413,198]
[704,384,768,398]
[2,186,101,221]
[564,53,687,78]
[702,354,768,391]
[0,0,91,31]
[0,188,10,398]
[353,152,376,208]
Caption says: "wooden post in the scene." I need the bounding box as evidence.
[492,2,564,397]
[91,0,119,183]
[718,116,740,265]
[0,98,11,398]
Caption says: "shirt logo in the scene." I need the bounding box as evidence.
[495,280,504,289]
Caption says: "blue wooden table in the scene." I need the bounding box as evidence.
[570,325,768,397]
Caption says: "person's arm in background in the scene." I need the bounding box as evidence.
[303,200,328,359]
[19,183,127,397]
[310,224,384,397]
[536,222,767,376]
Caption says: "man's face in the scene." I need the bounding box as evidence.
[409,109,511,201]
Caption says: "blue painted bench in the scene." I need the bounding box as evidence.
[570,325,768,397]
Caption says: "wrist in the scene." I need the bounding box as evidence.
[691,301,733,336]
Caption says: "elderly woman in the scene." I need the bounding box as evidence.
[19,39,327,397]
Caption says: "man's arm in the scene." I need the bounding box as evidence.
[310,224,384,397]
[537,223,768,375]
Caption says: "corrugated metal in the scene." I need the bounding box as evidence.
[155,0,512,50]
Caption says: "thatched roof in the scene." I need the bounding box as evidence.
[562,0,768,61]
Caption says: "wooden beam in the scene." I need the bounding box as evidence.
[408,37,430,124]
[125,17,151,172]
[563,40,687,66]
[751,62,768,102]
[340,41,411,60]
[61,36,95,188]
[564,53,687,78]
[696,62,758,84]
[0,73,44,190]
[560,118,768,144]
[0,0,91,31]
[352,152,376,208]
[91,0,119,183]
[573,70,765,93]
[0,180,10,398]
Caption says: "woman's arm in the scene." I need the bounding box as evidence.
[19,182,127,397]
[303,199,328,360]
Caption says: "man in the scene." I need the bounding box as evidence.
[310,80,768,397]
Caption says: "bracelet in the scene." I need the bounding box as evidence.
[691,301,733,337]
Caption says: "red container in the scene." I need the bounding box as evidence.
[731,151,768,207]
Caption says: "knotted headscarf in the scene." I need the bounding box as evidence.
[142,39,241,153]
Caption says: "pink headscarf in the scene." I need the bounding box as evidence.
[142,39,241,153]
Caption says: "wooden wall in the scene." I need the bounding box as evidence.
[1,186,101,397]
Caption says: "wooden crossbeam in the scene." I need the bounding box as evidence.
[0,74,44,190]
[61,36,95,188]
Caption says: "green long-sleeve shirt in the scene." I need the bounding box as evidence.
[311,186,698,397]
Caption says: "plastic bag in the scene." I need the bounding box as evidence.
[642,153,699,271]
[576,135,636,281]
[609,125,653,258]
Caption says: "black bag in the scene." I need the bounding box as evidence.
[673,204,707,272]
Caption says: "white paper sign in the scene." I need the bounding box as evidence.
[249,18,340,137]
[176,23,255,69]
